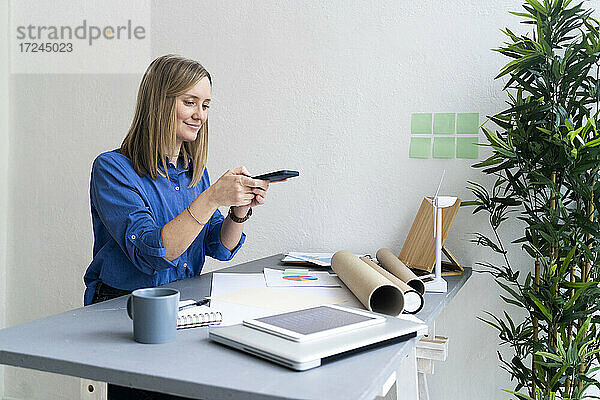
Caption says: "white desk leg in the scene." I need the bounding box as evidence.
[80,378,107,400]
[396,346,419,400]
[375,345,418,400]
[417,373,429,400]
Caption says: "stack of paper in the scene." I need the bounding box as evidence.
[282,252,369,266]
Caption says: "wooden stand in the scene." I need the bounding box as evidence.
[398,197,463,276]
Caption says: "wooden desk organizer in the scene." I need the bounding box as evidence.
[398,197,463,276]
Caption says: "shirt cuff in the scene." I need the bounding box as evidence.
[127,226,179,270]
[206,222,246,261]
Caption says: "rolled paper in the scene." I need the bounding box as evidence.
[376,248,426,295]
[331,250,404,316]
[360,257,424,314]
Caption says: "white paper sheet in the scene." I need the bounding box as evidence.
[210,272,266,296]
[210,287,346,312]
[263,268,341,287]
[210,272,352,325]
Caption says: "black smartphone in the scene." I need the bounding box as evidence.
[252,170,299,182]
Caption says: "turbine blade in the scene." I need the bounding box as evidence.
[434,170,445,199]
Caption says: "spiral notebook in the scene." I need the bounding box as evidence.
[177,302,222,329]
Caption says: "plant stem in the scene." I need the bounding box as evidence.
[578,193,594,393]
[566,255,576,396]
[550,171,558,395]
[533,258,540,397]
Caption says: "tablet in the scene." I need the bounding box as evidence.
[242,304,385,342]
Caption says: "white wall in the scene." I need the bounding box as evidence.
[4,1,543,398]
[1,0,9,397]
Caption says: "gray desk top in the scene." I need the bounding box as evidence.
[0,254,471,400]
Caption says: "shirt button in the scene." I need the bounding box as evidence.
[175,186,180,191]
[183,263,188,268]
[130,234,136,240]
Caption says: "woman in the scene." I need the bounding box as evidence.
[83,54,269,398]
[83,54,268,305]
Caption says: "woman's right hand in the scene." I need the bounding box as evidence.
[207,167,269,208]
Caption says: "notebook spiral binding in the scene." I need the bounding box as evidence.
[177,311,223,330]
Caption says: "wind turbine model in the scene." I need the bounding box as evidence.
[424,171,457,293]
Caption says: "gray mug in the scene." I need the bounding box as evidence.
[127,287,180,344]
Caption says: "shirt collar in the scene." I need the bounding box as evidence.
[160,154,192,175]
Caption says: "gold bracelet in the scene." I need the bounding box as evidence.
[186,206,205,226]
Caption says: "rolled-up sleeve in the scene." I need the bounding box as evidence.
[91,155,178,274]
[204,209,245,261]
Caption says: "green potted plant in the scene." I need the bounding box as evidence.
[467,0,600,398]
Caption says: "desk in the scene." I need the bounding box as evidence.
[0,254,471,400]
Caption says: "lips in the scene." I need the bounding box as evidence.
[184,121,200,129]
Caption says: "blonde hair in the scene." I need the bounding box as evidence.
[121,54,212,187]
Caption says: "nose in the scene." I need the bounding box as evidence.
[192,105,207,124]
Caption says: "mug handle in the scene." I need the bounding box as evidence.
[127,295,134,320]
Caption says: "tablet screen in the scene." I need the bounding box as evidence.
[253,306,377,335]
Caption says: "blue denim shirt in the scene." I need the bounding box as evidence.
[83,149,245,305]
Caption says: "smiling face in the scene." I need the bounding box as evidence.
[175,76,211,149]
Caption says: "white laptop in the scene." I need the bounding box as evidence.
[208,304,427,371]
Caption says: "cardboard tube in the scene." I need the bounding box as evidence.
[331,250,404,316]
[376,248,425,295]
[360,257,424,314]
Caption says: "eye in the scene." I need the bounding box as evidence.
[184,100,195,106]
[203,104,210,110]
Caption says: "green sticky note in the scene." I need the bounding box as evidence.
[456,137,479,159]
[456,113,479,134]
[433,137,455,158]
[409,137,431,158]
[433,113,455,134]
[283,268,309,275]
[411,113,432,135]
